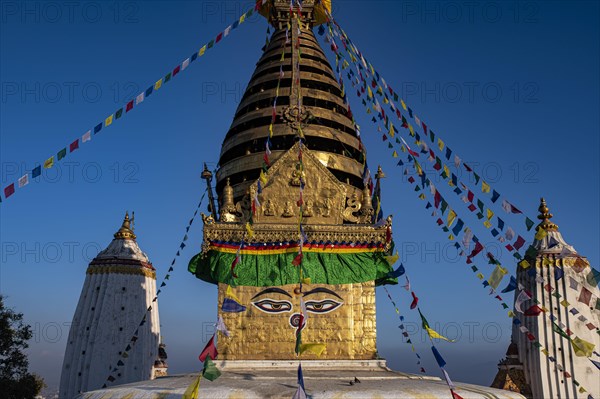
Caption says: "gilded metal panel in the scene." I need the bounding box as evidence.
[217,281,377,360]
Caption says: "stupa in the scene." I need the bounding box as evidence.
[76,1,528,398]
[60,213,163,398]
[492,199,600,399]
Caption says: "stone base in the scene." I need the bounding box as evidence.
[77,367,526,399]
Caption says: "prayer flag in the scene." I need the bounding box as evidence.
[299,343,326,357]
[182,376,201,399]
[32,165,41,179]
[202,355,221,381]
[222,297,246,313]
[198,334,217,362]
[571,337,595,357]
[18,174,28,188]
[70,139,79,152]
[431,345,446,367]
[44,156,54,169]
[4,183,15,198]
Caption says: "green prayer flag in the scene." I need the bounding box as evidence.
[595,298,600,311]
[586,268,600,287]
[525,217,534,231]
[57,148,67,160]
[115,108,123,119]
[474,173,480,184]
[202,356,221,381]
[552,322,570,339]
[164,72,172,82]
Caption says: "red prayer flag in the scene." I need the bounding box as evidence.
[292,252,303,266]
[524,305,544,316]
[468,204,477,212]
[215,32,223,43]
[70,139,79,152]
[451,390,465,399]
[513,236,526,250]
[464,163,473,172]
[410,291,419,309]
[126,100,134,112]
[4,183,15,198]
[578,287,592,305]
[467,191,474,202]
[434,191,441,208]
[172,65,181,77]
[199,334,218,362]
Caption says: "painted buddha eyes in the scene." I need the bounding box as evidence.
[305,299,342,314]
[252,299,292,313]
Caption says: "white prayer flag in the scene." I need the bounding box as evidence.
[18,174,29,188]
[136,92,145,105]
[515,290,532,313]
[505,227,515,241]
[82,130,91,143]
[182,58,190,71]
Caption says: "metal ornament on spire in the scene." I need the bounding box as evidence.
[114,211,137,240]
[537,197,558,231]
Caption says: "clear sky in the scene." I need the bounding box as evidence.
[1,0,598,394]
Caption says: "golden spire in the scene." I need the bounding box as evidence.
[537,198,558,231]
[114,211,137,240]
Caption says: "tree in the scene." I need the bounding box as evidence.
[0,295,45,399]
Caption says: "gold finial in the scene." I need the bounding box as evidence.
[537,198,558,231]
[375,165,386,179]
[114,211,137,240]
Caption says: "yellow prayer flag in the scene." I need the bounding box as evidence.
[226,285,241,303]
[508,311,515,318]
[239,14,246,24]
[383,96,389,104]
[519,260,530,269]
[481,180,491,193]
[579,387,587,394]
[105,114,113,127]
[400,99,407,111]
[483,220,492,228]
[269,123,274,137]
[476,273,484,280]
[447,209,457,227]
[437,138,444,151]
[385,251,399,266]
[408,124,415,137]
[425,326,455,342]
[299,343,327,357]
[443,165,451,180]
[560,299,570,307]
[392,150,398,158]
[43,156,54,169]
[389,123,395,137]
[302,277,311,285]
[418,193,425,200]
[571,337,595,357]
[260,170,268,185]
[535,228,548,240]
[367,86,373,99]
[488,265,508,290]
[448,234,454,240]
[198,46,206,57]
[415,161,423,176]
[541,349,549,356]
[182,375,201,399]
[486,209,494,220]
[245,222,254,238]
[154,79,162,90]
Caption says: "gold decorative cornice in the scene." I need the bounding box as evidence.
[86,265,156,279]
[201,219,392,254]
[114,212,137,240]
[537,198,558,231]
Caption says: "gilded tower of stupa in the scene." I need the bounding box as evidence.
[188,0,397,362]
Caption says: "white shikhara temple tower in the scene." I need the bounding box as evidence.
[59,213,162,398]
[508,199,599,399]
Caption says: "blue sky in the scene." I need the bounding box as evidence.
[1,0,598,394]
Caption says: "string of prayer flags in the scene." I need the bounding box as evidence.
[324,15,600,369]
[382,287,426,373]
[1,1,267,204]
